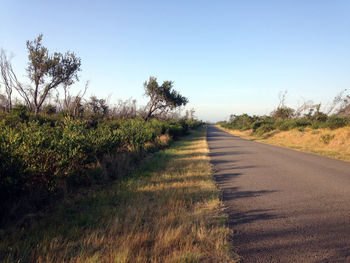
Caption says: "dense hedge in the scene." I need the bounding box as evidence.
[0,115,202,221]
[220,114,349,136]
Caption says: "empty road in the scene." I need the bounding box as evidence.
[207,125,350,263]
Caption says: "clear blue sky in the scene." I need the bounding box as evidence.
[1,0,350,121]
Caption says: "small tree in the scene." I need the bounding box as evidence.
[271,106,294,120]
[87,96,109,117]
[272,90,295,119]
[62,80,88,117]
[0,49,16,111]
[143,76,188,121]
[26,34,81,114]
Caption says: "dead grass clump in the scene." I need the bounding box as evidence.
[320,133,335,144]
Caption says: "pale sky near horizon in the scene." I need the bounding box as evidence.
[1,0,350,122]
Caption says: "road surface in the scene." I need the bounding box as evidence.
[207,125,350,263]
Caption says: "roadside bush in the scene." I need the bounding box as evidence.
[42,104,57,115]
[276,120,295,131]
[0,126,26,203]
[10,104,29,121]
[276,119,311,131]
[0,105,30,126]
[186,119,203,129]
[221,112,350,133]
[225,114,257,131]
[118,119,153,152]
[326,116,347,129]
[254,122,275,136]
[0,115,200,223]
[313,111,328,122]
[311,122,320,129]
[271,106,294,120]
[167,121,186,138]
[252,120,274,132]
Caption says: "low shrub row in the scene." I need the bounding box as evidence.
[220,114,349,136]
[0,116,202,222]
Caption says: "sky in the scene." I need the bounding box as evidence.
[1,0,350,122]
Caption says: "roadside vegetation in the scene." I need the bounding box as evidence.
[0,35,202,228]
[0,127,233,263]
[0,33,233,263]
[218,91,350,161]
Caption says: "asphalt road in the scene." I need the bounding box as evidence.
[207,125,350,263]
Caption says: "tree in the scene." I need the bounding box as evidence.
[143,76,188,121]
[87,96,109,117]
[0,49,31,109]
[271,106,295,120]
[0,49,17,111]
[59,80,88,117]
[25,34,81,114]
[185,108,196,120]
[271,90,294,119]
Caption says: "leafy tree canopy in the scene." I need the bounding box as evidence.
[144,76,188,120]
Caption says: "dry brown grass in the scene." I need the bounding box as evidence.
[217,125,350,161]
[1,127,233,263]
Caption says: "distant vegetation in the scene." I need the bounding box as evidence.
[0,35,201,225]
[219,90,350,136]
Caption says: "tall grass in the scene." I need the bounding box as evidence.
[0,127,233,262]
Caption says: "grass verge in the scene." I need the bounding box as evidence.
[0,127,233,263]
[217,125,350,162]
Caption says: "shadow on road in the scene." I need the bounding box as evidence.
[209,151,252,157]
[229,209,280,226]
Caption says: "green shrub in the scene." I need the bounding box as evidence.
[254,123,275,136]
[10,104,29,121]
[271,106,294,119]
[0,125,26,203]
[118,119,154,152]
[251,120,264,131]
[252,120,274,132]
[224,114,258,131]
[276,119,311,131]
[313,111,328,122]
[276,120,295,131]
[0,114,199,223]
[42,104,57,115]
[186,119,203,129]
[168,122,185,138]
[326,116,347,129]
[311,122,320,129]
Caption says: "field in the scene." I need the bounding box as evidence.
[0,127,233,263]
